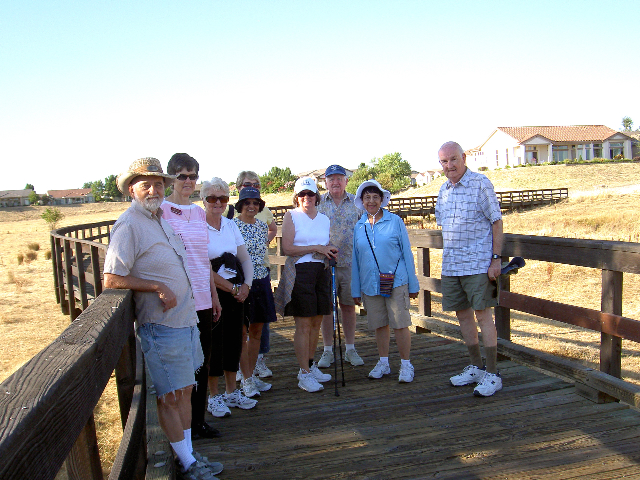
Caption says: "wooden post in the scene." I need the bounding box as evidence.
[63,239,78,321]
[91,245,103,297]
[75,241,89,311]
[51,234,60,305]
[417,247,431,317]
[115,331,137,430]
[64,414,103,480]
[601,269,623,379]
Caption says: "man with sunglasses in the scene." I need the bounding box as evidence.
[316,165,364,368]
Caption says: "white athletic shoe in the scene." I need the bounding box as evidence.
[398,363,414,383]
[310,362,332,383]
[223,389,258,409]
[473,371,502,397]
[317,350,334,368]
[450,365,486,386]
[241,376,260,398]
[368,359,391,379]
[207,394,231,418]
[254,356,273,378]
[251,375,272,392]
[297,370,324,392]
[344,349,364,366]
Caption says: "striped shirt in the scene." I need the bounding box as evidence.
[160,201,212,311]
[435,168,502,276]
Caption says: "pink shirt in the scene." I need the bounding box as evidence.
[160,201,212,311]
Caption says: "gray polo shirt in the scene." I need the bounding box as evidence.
[104,201,198,328]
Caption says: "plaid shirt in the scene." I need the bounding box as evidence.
[435,168,502,276]
[317,192,361,268]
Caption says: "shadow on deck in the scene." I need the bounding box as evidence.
[193,315,640,479]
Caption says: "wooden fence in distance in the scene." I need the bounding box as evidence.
[270,188,568,223]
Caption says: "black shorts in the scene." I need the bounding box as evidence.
[246,275,277,325]
[285,262,331,317]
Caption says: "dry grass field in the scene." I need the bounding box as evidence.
[1,162,640,475]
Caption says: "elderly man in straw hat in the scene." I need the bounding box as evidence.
[104,158,223,479]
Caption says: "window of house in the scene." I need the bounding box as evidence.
[610,142,623,158]
[593,143,602,158]
[553,145,569,162]
[525,146,538,164]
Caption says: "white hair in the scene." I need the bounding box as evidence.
[200,177,229,199]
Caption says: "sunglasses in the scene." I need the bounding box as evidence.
[242,182,260,188]
[244,200,261,206]
[176,173,199,181]
[297,191,316,198]
[205,195,229,204]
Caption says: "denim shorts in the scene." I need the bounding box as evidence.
[137,323,204,398]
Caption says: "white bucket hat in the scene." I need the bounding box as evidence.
[294,176,318,194]
[354,179,391,210]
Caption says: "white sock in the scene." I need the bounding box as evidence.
[379,357,389,366]
[257,353,264,359]
[324,345,333,353]
[401,359,412,367]
[171,438,196,471]
[183,428,192,453]
[346,344,355,351]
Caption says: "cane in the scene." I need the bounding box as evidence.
[329,259,346,395]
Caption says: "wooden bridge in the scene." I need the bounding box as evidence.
[2,212,640,479]
[271,188,569,223]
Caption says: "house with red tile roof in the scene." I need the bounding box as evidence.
[47,188,95,205]
[466,125,634,170]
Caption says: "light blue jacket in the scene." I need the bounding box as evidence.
[351,209,419,297]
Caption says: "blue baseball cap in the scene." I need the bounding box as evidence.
[324,164,347,177]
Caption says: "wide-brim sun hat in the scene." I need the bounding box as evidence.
[116,157,177,194]
[236,187,265,211]
[354,179,391,210]
[294,176,318,194]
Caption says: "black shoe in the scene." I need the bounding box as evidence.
[192,421,221,439]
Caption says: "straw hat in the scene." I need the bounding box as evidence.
[116,158,177,194]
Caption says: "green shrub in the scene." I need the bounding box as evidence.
[27,243,40,251]
[25,251,37,262]
[41,207,64,230]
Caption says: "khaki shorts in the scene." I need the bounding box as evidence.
[333,266,355,307]
[441,273,498,312]
[362,284,412,330]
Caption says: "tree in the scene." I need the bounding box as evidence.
[103,175,119,199]
[28,191,39,205]
[89,180,105,201]
[41,207,64,230]
[260,166,297,194]
[346,153,412,194]
[25,183,34,190]
[622,116,633,131]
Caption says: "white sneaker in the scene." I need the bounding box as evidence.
[207,394,231,418]
[297,370,323,392]
[310,362,331,383]
[191,451,224,475]
[473,371,502,397]
[242,376,260,398]
[254,356,273,378]
[368,359,391,379]
[450,365,486,386]
[344,349,364,366]
[398,363,414,383]
[317,350,334,368]
[223,389,258,409]
[251,375,272,392]
[236,370,243,382]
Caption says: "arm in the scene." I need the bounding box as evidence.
[399,221,420,298]
[209,267,222,321]
[104,273,177,312]
[487,219,504,281]
[351,229,362,305]
[281,211,337,259]
[234,244,253,302]
[267,219,277,242]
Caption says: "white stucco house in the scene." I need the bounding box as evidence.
[466,125,635,170]
[414,170,442,186]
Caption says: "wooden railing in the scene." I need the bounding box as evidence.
[270,188,568,223]
[409,230,640,405]
[0,221,171,480]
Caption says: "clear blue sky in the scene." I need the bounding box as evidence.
[1,0,638,192]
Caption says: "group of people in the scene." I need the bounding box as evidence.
[103,140,504,480]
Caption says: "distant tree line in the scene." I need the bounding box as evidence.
[346,152,413,195]
[82,175,119,201]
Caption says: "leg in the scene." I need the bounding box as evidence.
[157,387,192,443]
[308,315,324,360]
[259,322,270,355]
[475,307,498,373]
[247,323,264,373]
[375,325,391,358]
[321,315,333,347]
[294,316,313,371]
[239,324,252,379]
[456,307,480,346]
[340,304,357,345]
[394,327,411,360]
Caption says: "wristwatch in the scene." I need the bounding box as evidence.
[491,254,501,260]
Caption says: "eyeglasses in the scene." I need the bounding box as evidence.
[363,194,381,202]
[242,182,260,188]
[297,191,316,198]
[176,173,199,181]
[205,195,229,204]
[244,200,261,206]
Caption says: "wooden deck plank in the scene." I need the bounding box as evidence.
[193,315,640,479]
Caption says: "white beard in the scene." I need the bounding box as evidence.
[134,197,162,213]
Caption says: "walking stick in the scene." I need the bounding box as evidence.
[329,259,346,395]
